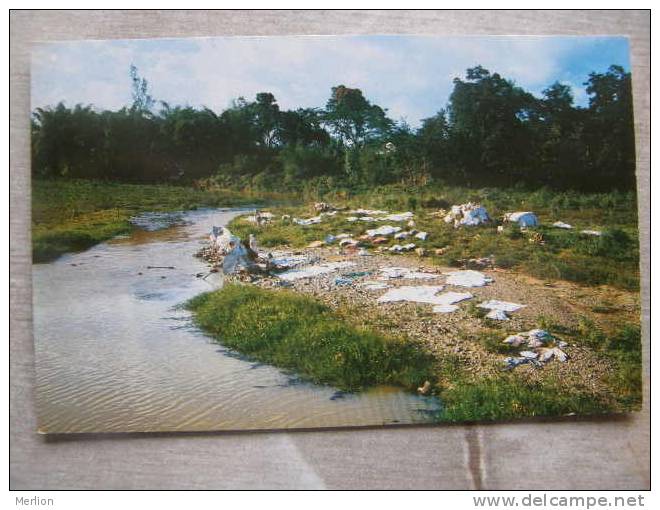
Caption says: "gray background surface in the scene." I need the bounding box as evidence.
[10,10,650,490]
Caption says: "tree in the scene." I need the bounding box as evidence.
[323,85,393,147]
[129,65,155,114]
[278,108,330,147]
[157,106,227,179]
[446,66,538,186]
[531,82,588,188]
[29,62,636,193]
[418,109,451,179]
[252,92,280,148]
[31,103,106,179]
[219,97,261,156]
[372,122,428,186]
[582,65,636,189]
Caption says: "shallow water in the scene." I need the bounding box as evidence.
[33,208,441,433]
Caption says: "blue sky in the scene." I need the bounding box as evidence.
[31,35,630,127]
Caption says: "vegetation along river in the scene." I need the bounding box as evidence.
[33,207,441,433]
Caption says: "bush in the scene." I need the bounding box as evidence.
[278,144,341,184]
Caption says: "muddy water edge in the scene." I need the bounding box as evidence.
[33,207,441,433]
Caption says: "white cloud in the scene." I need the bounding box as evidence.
[30,35,627,126]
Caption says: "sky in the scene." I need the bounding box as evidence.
[31,35,631,127]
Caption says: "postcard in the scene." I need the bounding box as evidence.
[30,35,640,433]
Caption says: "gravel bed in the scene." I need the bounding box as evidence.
[204,245,635,400]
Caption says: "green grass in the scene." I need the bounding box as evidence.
[228,183,640,290]
[185,284,437,392]
[570,319,643,409]
[435,320,643,422]
[31,178,267,262]
[439,375,610,422]
[185,284,641,421]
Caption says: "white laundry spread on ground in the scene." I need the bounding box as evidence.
[292,216,323,225]
[378,267,438,280]
[479,299,526,320]
[504,211,539,227]
[389,243,416,252]
[377,285,446,304]
[431,292,474,313]
[376,285,472,312]
[376,285,472,314]
[444,203,490,227]
[486,309,510,320]
[277,261,356,281]
[375,212,414,222]
[478,300,526,312]
[350,208,388,216]
[552,221,573,229]
[444,270,493,287]
[365,225,402,237]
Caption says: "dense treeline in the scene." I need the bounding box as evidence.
[31,64,636,192]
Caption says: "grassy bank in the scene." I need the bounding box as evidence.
[438,371,610,422]
[228,184,640,290]
[435,321,642,422]
[186,283,641,421]
[185,284,437,392]
[31,179,273,263]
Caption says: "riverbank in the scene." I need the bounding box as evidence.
[32,179,274,262]
[186,283,437,392]
[191,243,640,421]
[188,194,641,421]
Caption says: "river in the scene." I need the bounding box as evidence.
[33,208,441,433]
